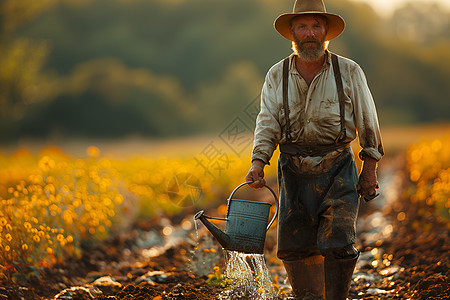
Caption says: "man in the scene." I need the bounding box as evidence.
[245,0,384,299]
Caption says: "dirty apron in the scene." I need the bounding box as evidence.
[276,54,359,260]
[276,148,360,260]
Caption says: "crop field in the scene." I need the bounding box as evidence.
[0,124,449,298]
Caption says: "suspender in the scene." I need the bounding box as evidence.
[281,53,347,145]
[331,53,347,143]
[282,57,292,142]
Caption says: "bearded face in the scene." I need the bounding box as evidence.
[292,33,327,62]
[290,15,329,62]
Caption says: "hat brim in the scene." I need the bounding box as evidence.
[274,12,345,41]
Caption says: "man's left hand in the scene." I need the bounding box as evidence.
[357,157,379,199]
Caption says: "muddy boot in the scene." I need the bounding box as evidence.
[283,255,325,299]
[324,251,360,300]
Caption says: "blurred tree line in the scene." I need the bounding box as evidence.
[1,0,449,142]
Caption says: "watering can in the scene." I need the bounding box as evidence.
[194,181,279,254]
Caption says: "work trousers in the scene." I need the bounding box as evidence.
[277,148,360,260]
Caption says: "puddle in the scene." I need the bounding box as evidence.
[357,163,403,248]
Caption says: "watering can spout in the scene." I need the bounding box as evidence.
[193,182,279,254]
[194,210,232,249]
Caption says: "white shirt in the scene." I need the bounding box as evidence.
[252,51,384,165]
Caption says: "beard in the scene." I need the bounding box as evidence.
[292,34,327,62]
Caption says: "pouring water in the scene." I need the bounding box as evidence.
[194,182,280,299]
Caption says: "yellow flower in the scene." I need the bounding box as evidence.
[44,184,56,195]
[38,156,55,171]
[114,194,123,205]
[86,146,100,157]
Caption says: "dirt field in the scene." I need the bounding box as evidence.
[1,153,449,300]
[1,125,449,299]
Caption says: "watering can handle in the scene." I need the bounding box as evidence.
[227,181,279,231]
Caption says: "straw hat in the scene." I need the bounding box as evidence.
[274,0,345,41]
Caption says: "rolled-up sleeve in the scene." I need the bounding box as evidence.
[350,65,384,161]
[251,72,282,165]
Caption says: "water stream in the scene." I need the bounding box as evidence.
[192,218,277,299]
[219,250,277,300]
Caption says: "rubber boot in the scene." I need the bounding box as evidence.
[283,255,325,299]
[324,251,360,300]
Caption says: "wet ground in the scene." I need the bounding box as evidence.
[1,157,449,299]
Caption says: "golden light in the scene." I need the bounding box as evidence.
[397,212,406,221]
[380,268,389,276]
[382,224,393,237]
[162,226,173,236]
[181,219,192,230]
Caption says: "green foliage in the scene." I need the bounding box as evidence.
[0,0,57,121]
[11,264,40,284]
[2,0,450,141]
[206,266,231,287]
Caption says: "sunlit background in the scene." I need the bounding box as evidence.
[1,0,449,290]
[1,0,449,150]
[352,0,450,17]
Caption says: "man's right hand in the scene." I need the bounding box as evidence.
[245,159,266,189]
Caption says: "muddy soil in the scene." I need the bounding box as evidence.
[1,159,449,299]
